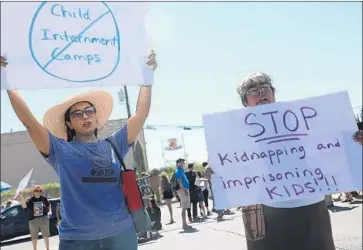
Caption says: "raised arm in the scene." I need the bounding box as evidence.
[126,51,157,144]
[18,192,27,209]
[1,56,50,155]
[126,86,152,144]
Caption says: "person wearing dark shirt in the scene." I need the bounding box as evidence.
[146,198,162,231]
[19,185,51,250]
[185,163,200,222]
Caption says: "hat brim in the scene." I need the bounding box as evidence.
[43,91,113,140]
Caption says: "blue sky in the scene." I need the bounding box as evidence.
[1,2,362,169]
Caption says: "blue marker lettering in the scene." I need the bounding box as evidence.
[50,47,63,61]
[85,55,94,65]
[94,54,101,63]
[53,31,70,42]
[70,36,80,43]
[50,4,61,17]
[50,4,91,20]
[38,29,117,47]
[64,54,72,60]
[51,49,102,65]
[73,55,86,61]
[40,29,52,41]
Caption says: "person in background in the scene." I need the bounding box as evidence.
[149,170,162,204]
[203,161,226,220]
[159,172,175,224]
[199,172,211,216]
[175,158,193,230]
[56,200,61,227]
[0,200,15,213]
[325,195,334,208]
[195,172,208,218]
[235,72,363,250]
[146,198,162,231]
[341,192,354,203]
[138,172,154,240]
[141,172,153,207]
[185,163,200,222]
[5,201,12,209]
[18,185,52,250]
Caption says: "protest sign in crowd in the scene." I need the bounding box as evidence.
[1,2,362,250]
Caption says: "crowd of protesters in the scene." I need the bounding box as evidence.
[1,53,362,250]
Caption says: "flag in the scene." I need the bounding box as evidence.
[13,169,34,199]
[164,137,183,151]
[160,131,187,164]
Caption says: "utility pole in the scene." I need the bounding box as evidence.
[118,86,143,173]
[118,86,134,149]
[123,86,132,119]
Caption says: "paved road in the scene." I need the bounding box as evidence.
[2,199,362,250]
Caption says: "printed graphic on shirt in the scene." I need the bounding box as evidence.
[33,201,44,217]
[79,148,119,183]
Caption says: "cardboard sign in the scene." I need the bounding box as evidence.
[203,92,362,209]
[1,2,153,90]
[137,176,154,199]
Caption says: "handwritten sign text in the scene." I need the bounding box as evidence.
[137,176,154,199]
[1,2,153,90]
[203,92,363,209]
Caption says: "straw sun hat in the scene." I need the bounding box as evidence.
[159,172,168,177]
[43,91,113,140]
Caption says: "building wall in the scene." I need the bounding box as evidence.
[1,119,148,188]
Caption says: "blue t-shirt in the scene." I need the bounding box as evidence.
[175,167,189,190]
[43,125,133,240]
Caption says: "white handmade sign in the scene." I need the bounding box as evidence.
[13,169,34,199]
[203,92,362,209]
[0,2,153,90]
[137,176,154,199]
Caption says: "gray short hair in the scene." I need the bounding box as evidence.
[236,72,275,106]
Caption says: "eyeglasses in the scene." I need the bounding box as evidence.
[70,106,96,120]
[246,84,272,96]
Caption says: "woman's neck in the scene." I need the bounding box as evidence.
[75,134,98,143]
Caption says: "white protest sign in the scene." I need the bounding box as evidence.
[0,2,153,90]
[13,169,34,199]
[203,92,362,209]
[137,176,154,199]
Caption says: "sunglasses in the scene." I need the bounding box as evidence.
[69,106,96,120]
[246,84,272,96]
[34,190,42,193]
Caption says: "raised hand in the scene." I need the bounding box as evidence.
[353,130,363,145]
[1,56,8,68]
[147,50,157,71]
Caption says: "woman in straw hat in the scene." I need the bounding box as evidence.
[1,52,157,250]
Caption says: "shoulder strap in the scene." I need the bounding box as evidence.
[105,138,127,171]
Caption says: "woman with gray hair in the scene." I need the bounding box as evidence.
[236,72,362,250]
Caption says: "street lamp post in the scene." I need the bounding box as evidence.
[118,86,139,171]
[123,86,132,119]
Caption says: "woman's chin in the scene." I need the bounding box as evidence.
[77,128,97,137]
